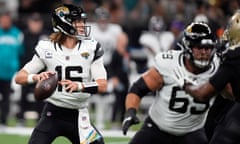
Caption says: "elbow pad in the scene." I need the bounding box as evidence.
[129,77,151,98]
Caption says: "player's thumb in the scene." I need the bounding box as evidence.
[122,121,131,135]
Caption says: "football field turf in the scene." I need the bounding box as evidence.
[0,127,133,144]
[0,134,131,144]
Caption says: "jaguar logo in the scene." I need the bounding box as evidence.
[81,52,90,59]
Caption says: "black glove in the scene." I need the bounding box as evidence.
[122,108,140,135]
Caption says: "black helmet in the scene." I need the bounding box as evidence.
[52,4,91,40]
[182,22,216,68]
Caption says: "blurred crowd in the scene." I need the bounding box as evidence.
[0,0,239,129]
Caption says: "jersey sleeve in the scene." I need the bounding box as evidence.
[34,40,53,58]
[153,51,178,76]
[209,64,232,92]
[23,40,52,73]
[91,57,107,80]
[23,55,46,74]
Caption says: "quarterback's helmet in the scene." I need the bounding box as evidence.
[52,4,91,40]
[222,10,240,49]
[182,22,216,68]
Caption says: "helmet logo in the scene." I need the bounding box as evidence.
[186,25,192,33]
[55,6,70,16]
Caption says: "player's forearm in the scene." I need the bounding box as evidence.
[125,93,141,110]
[15,69,30,85]
[185,83,216,101]
[96,79,107,93]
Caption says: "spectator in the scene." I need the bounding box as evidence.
[0,8,24,126]
[109,32,130,128]
[139,15,175,67]
[88,6,123,129]
[17,12,50,125]
[90,6,122,71]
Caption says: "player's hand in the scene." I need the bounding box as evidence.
[34,71,56,82]
[59,80,79,93]
[122,108,139,135]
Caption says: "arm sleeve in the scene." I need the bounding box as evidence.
[23,55,46,74]
[91,57,107,80]
[209,64,232,92]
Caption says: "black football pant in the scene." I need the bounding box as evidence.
[129,116,208,144]
[28,102,104,144]
[204,95,234,139]
[0,80,11,125]
[210,103,240,144]
[111,90,127,123]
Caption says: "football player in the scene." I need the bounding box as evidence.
[88,6,126,129]
[122,22,219,144]
[15,4,107,144]
[89,6,122,68]
[184,10,240,144]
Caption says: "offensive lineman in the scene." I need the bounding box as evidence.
[15,4,107,144]
[121,22,219,144]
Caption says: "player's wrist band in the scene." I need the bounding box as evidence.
[27,74,35,84]
[126,108,137,115]
[77,82,84,91]
[77,82,98,94]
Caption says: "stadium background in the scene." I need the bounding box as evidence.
[0,0,238,143]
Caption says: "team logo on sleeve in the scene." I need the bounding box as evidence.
[81,52,90,59]
[45,50,53,59]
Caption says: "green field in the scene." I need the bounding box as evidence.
[0,116,140,144]
[0,134,131,144]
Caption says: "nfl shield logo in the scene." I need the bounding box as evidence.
[45,51,53,59]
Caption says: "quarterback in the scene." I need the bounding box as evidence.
[15,4,107,144]
[122,22,219,144]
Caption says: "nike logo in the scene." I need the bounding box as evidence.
[122,117,132,125]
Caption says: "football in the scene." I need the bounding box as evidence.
[34,73,58,101]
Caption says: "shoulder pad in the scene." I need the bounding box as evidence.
[35,40,54,58]
[154,50,181,75]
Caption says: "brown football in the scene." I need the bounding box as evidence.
[34,73,58,101]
